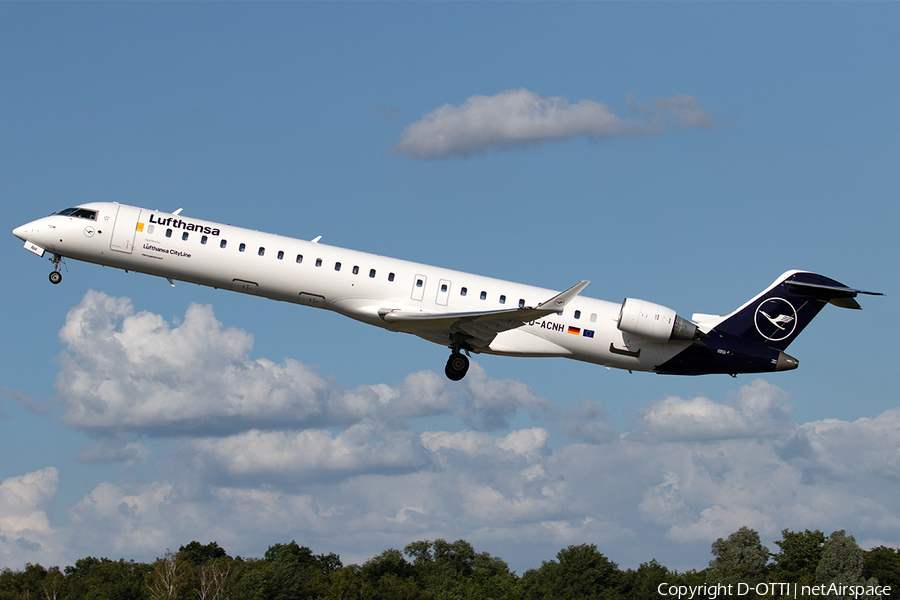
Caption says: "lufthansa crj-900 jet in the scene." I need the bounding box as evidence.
[13,203,881,381]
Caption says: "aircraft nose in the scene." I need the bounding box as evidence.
[13,224,28,241]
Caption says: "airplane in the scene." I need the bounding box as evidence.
[13,202,881,381]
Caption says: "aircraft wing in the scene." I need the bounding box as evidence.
[379,280,589,344]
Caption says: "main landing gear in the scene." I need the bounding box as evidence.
[445,339,472,381]
[49,255,63,284]
[445,352,469,381]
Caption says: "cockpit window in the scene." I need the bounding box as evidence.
[54,207,97,220]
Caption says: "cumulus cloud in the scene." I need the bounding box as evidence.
[0,468,66,565]
[193,424,433,485]
[6,293,899,573]
[9,383,900,572]
[458,362,555,431]
[390,88,713,159]
[560,400,618,444]
[54,291,535,437]
[68,481,178,557]
[635,379,795,441]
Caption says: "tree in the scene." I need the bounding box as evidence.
[146,550,182,600]
[0,563,56,600]
[64,556,150,600]
[521,543,624,600]
[197,560,231,600]
[706,526,769,592]
[400,539,517,600]
[864,546,900,592]
[815,530,879,598]
[622,560,671,600]
[769,529,826,586]
[179,541,228,566]
[226,541,338,600]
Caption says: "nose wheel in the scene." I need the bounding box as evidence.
[48,254,64,284]
[445,351,470,381]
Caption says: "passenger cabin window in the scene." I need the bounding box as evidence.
[335,262,341,271]
[388,272,395,282]
[480,291,487,300]
[590,313,597,323]
[201,235,208,245]
[277,250,284,260]
[258,247,265,256]
[296,254,303,263]
[369,269,376,278]
[353,266,359,275]
[166,229,172,238]
[316,258,322,267]
[574,310,581,319]
[220,239,227,249]
[519,299,525,308]
[239,243,246,252]
[182,232,189,241]
[499,295,506,304]
[461,287,467,296]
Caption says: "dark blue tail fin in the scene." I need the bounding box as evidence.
[708,270,880,351]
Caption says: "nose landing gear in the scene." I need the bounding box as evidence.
[49,254,64,284]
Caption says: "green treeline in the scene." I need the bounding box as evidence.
[1,528,898,599]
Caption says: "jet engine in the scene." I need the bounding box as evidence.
[617,298,700,343]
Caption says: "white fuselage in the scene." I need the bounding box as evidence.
[14,202,693,373]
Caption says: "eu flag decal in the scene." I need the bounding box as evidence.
[583,329,595,338]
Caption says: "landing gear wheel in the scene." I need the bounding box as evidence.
[49,271,62,285]
[445,352,469,381]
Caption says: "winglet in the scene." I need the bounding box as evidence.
[535,280,590,312]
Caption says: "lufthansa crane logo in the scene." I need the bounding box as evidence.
[754,297,797,342]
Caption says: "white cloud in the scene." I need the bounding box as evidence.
[10,385,900,573]
[635,379,795,441]
[53,292,541,437]
[7,293,899,574]
[422,427,550,458]
[0,468,66,565]
[560,400,618,444]
[76,437,151,465]
[68,481,178,557]
[458,362,555,431]
[192,424,432,484]
[390,88,713,159]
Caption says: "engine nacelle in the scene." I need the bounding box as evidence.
[617,298,700,343]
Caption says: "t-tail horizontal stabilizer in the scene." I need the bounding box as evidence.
[708,271,881,351]
[657,271,880,376]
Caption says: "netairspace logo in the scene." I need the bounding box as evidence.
[657,582,893,599]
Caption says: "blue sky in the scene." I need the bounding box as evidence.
[2,2,898,574]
